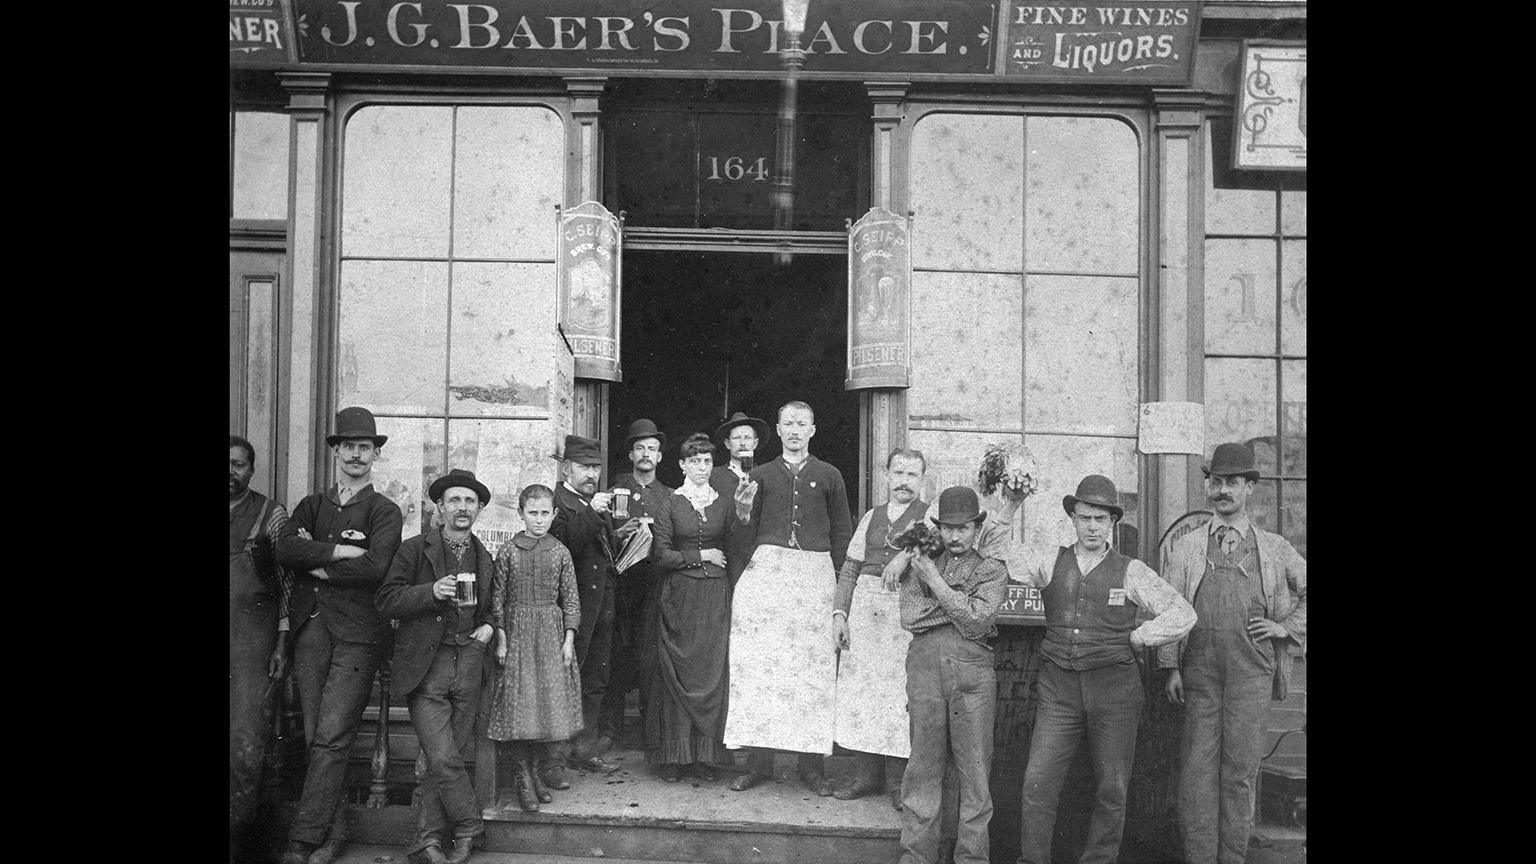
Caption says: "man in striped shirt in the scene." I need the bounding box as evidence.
[885,485,1010,864]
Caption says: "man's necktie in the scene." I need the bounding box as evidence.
[1216,525,1237,556]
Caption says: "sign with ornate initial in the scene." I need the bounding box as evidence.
[557,202,623,381]
[1233,41,1307,170]
[846,207,912,390]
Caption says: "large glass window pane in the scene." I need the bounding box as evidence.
[343,105,453,258]
[338,260,449,414]
[1024,274,1139,436]
[448,418,561,556]
[1025,116,1138,275]
[449,262,557,418]
[1281,240,1307,356]
[911,114,1025,272]
[1204,358,1278,476]
[368,417,445,540]
[453,106,564,261]
[1281,360,1307,477]
[1205,126,1275,236]
[1280,480,1306,557]
[909,272,1023,430]
[232,111,290,220]
[1205,239,1277,355]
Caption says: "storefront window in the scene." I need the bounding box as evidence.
[908,112,1143,556]
[1203,122,1307,555]
[338,104,565,548]
[230,110,290,220]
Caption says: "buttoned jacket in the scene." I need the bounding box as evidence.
[376,528,495,696]
[287,484,404,645]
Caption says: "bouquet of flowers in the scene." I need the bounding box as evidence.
[977,442,1041,499]
[890,520,945,559]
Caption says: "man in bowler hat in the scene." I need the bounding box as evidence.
[983,474,1195,864]
[1158,443,1307,864]
[376,469,497,864]
[599,419,673,747]
[281,407,405,864]
[546,434,640,782]
[883,486,1011,864]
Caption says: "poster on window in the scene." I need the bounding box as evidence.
[557,201,623,381]
[846,207,911,390]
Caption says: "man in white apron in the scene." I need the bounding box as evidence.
[724,400,854,795]
[829,448,929,808]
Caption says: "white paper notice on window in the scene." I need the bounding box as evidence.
[1137,402,1205,455]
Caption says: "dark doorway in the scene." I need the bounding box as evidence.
[607,250,857,491]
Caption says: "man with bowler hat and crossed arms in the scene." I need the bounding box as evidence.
[1158,442,1307,864]
[981,474,1194,864]
[282,407,405,864]
[547,434,642,783]
[376,469,498,864]
[600,419,674,747]
[881,485,1010,864]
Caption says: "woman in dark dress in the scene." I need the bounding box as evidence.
[645,432,745,782]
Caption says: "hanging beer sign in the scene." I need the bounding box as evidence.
[846,207,912,391]
[557,202,623,382]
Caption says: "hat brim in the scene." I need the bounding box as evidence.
[1062,495,1124,520]
[930,512,987,527]
[553,452,604,466]
[429,479,492,506]
[327,434,388,447]
[716,417,769,442]
[1200,465,1262,483]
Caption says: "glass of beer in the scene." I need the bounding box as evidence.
[613,488,631,519]
[455,572,478,607]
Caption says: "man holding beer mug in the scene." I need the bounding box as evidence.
[376,469,497,864]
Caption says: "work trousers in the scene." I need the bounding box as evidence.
[599,565,656,741]
[900,626,997,864]
[407,642,487,854]
[230,593,278,860]
[289,620,385,845]
[1017,658,1144,864]
[546,575,616,770]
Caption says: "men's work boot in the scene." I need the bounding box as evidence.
[407,844,449,864]
[279,840,316,864]
[538,762,571,790]
[444,836,475,864]
[833,751,884,800]
[796,752,833,797]
[887,756,907,810]
[307,837,346,864]
[569,753,621,774]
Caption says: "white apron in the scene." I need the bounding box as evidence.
[832,571,912,758]
[723,545,837,755]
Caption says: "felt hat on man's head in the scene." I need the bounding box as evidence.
[624,418,667,449]
[1201,442,1262,482]
[326,406,388,447]
[1062,475,1123,520]
[930,486,987,526]
[715,411,768,443]
[554,434,604,466]
[428,468,491,506]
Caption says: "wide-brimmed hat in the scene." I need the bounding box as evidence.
[428,468,491,506]
[930,486,987,526]
[326,406,388,447]
[1202,442,1261,482]
[554,434,604,466]
[715,411,768,443]
[624,418,667,449]
[1062,474,1123,520]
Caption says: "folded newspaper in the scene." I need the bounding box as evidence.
[615,521,653,573]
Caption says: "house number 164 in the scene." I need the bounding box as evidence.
[703,155,770,182]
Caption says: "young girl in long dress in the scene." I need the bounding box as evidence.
[486,485,583,812]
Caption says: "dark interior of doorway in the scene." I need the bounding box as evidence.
[607,250,855,491]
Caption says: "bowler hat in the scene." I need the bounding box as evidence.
[428,468,492,506]
[326,406,388,447]
[1062,475,1124,520]
[930,486,987,526]
[1202,442,1262,482]
[555,434,604,466]
[715,411,768,443]
[624,418,667,449]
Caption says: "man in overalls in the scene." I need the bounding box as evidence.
[230,434,303,862]
[1158,442,1307,864]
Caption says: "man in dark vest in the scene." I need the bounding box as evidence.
[548,434,639,783]
[1158,442,1307,864]
[984,474,1195,864]
[829,447,930,808]
[599,419,672,748]
[230,434,305,862]
[884,486,1010,864]
[376,469,497,864]
[282,407,405,864]
[708,411,767,499]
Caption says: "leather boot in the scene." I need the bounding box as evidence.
[530,762,553,803]
[887,756,907,810]
[833,750,884,800]
[514,755,540,812]
[307,837,346,864]
[443,837,475,864]
[796,752,834,797]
